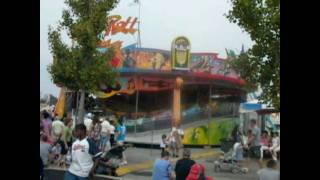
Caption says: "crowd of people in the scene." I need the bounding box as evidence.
[231,119,280,163]
[228,119,280,180]
[40,112,279,180]
[40,110,128,180]
[153,126,215,180]
[160,125,185,158]
[152,149,214,180]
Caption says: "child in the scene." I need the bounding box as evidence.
[160,134,167,154]
[51,142,61,165]
[52,134,68,167]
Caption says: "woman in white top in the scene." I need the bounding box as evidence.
[99,117,110,152]
[168,127,181,158]
[269,132,280,161]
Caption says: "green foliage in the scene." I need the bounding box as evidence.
[226,0,280,110]
[47,0,119,92]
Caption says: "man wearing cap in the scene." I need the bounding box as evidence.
[175,149,195,180]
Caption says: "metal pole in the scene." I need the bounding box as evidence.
[75,91,79,121]
[137,0,142,47]
[208,84,212,146]
[151,117,154,156]
[135,89,139,136]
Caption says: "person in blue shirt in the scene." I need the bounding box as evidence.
[152,151,174,180]
[116,117,127,165]
[116,117,126,143]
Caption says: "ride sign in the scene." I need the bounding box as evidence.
[105,15,138,36]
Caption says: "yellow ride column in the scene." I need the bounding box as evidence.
[173,77,183,127]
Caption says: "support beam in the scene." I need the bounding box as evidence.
[173,77,183,127]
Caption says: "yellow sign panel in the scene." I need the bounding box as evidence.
[171,36,191,70]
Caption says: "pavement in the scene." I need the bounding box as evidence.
[117,147,221,176]
[122,147,280,180]
[44,146,280,180]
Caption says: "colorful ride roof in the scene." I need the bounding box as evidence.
[113,47,244,84]
[96,47,245,98]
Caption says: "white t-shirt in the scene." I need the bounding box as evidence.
[101,120,110,134]
[178,129,184,136]
[169,131,176,142]
[272,137,280,147]
[68,138,102,177]
[108,125,115,134]
[160,139,166,148]
[52,120,65,137]
[84,118,92,131]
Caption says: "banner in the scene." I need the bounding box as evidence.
[96,77,137,98]
[171,36,191,70]
[137,77,174,91]
[54,88,66,118]
[182,117,237,145]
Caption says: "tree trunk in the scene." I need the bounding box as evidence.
[77,90,86,124]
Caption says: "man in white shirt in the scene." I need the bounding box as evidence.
[64,124,102,180]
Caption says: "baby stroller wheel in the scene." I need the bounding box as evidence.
[231,167,240,174]
[214,162,220,172]
[241,167,249,174]
[214,166,220,172]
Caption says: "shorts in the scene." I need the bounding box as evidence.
[64,171,88,180]
[96,166,108,175]
[249,146,261,159]
[110,134,115,146]
[67,141,73,149]
[170,141,177,149]
[117,141,124,145]
[99,133,109,151]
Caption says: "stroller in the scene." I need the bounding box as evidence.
[214,138,248,174]
[95,144,129,176]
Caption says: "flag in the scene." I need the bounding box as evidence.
[128,0,140,6]
[240,44,245,54]
[54,88,66,119]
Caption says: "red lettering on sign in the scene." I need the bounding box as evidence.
[105,15,137,36]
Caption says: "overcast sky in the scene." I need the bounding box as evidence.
[40,0,253,97]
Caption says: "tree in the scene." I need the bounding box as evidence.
[47,0,119,124]
[226,0,280,110]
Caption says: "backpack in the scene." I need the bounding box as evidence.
[186,164,214,180]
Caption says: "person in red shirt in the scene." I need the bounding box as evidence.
[186,163,214,180]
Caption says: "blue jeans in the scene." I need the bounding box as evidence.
[99,133,109,151]
[64,171,89,180]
